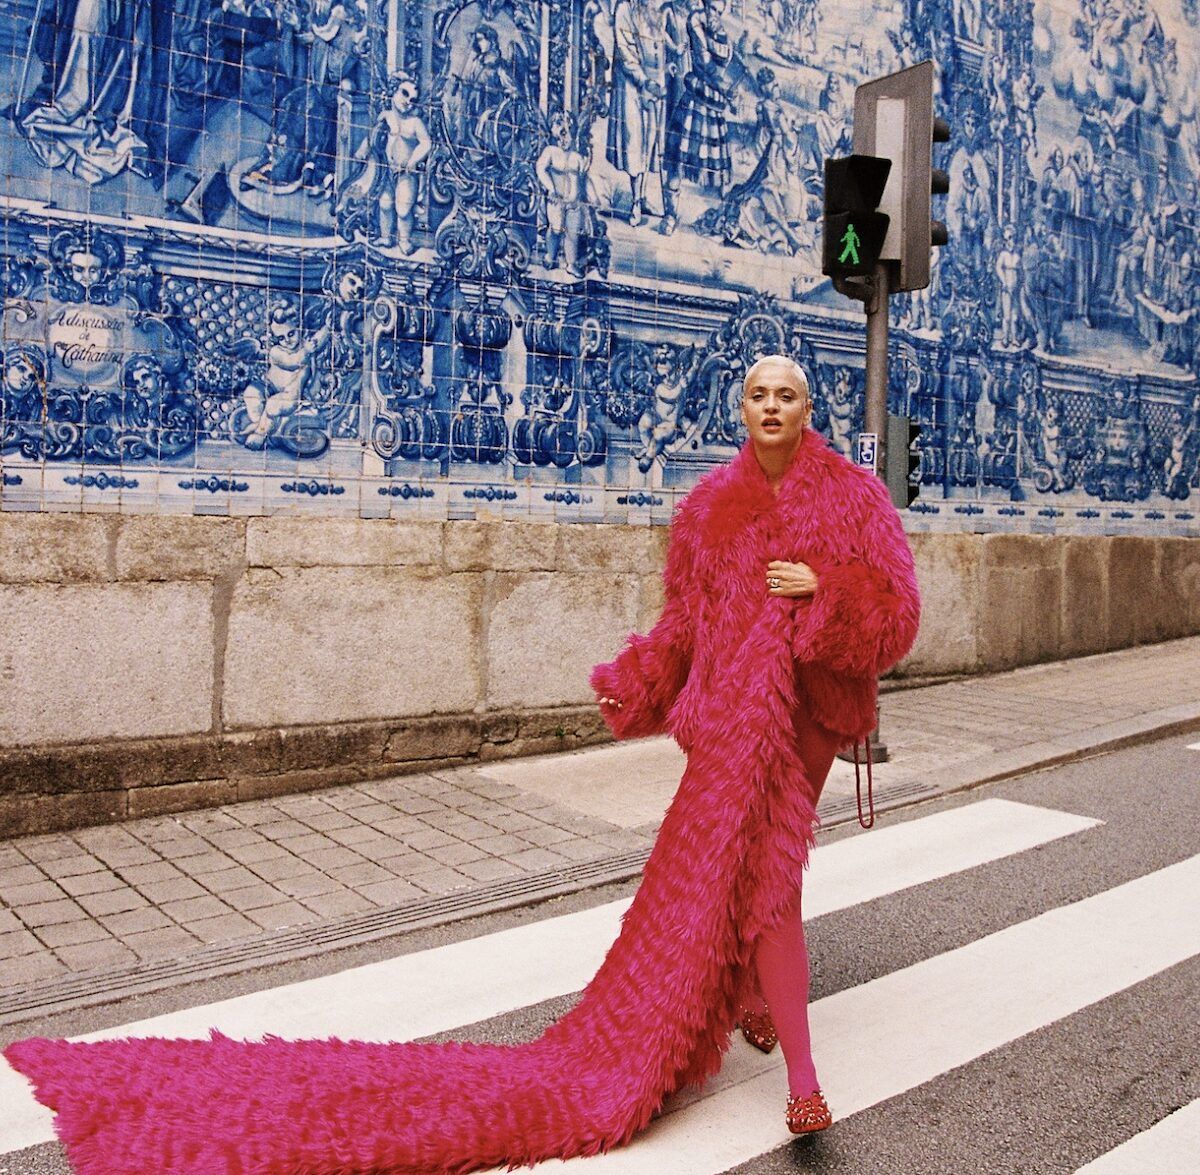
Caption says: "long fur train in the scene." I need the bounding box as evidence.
[5,428,920,1174]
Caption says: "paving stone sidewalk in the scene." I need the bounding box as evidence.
[2,635,1198,1003]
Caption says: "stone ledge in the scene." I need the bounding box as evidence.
[0,705,605,838]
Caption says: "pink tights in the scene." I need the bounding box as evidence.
[748,715,844,1098]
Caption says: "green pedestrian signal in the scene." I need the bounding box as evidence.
[838,224,862,266]
[822,155,891,280]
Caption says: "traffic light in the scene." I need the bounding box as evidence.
[822,154,892,279]
[851,60,949,292]
[885,413,922,508]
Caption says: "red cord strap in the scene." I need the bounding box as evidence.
[852,737,875,829]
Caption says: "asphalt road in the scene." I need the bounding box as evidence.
[3,729,1198,1175]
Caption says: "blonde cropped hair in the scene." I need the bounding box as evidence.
[742,354,811,399]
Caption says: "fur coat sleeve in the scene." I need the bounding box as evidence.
[588,503,696,740]
[789,467,920,679]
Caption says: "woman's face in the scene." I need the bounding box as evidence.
[741,361,810,453]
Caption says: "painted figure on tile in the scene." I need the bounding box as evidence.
[242,0,370,201]
[661,0,691,132]
[238,303,333,448]
[448,23,523,145]
[995,224,1023,348]
[1136,178,1196,362]
[606,0,667,227]
[826,366,857,457]
[812,74,852,176]
[17,0,173,184]
[952,161,990,278]
[1112,179,1151,316]
[1036,400,1074,492]
[661,0,734,234]
[0,346,48,443]
[537,114,598,277]
[634,343,701,472]
[698,68,811,256]
[1039,147,1067,214]
[1057,140,1099,327]
[48,229,124,305]
[339,74,431,253]
[1021,224,1068,353]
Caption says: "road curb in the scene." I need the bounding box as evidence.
[3,710,1195,1027]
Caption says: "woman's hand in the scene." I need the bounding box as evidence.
[597,695,624,711]
[766,559,819,598]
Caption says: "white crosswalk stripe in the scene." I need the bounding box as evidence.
[4,798,1193,1175]
[1073,1098,1200,1173]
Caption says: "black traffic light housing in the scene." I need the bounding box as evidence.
[822,155,892,278]
[885,413,922,508]
[851,60,949,292]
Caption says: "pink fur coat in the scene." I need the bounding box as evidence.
[5,428,919,1175]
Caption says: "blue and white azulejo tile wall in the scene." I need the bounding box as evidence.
[0,0,1196,535]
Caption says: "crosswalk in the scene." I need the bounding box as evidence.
[2,796,1197,1173]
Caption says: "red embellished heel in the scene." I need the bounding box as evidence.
[786,1089,833,1134]
[738,1007,778,1053]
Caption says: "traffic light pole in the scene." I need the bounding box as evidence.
[836,260,891,764]
[864,261,890,473]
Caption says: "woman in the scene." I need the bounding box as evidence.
[6,356,920,1172]
[595,352,920,1132]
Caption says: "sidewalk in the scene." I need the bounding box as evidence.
[2,636,1198,1025]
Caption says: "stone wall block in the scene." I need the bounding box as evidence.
[277,722,390,772]
[1107,537,1157,647]
[384,714,482,761]
[443,520,558,572]
[219,729,285,778]
[1151,539,1200,640]
[247,517,442,569]
[486,572,639,708]
[0,515,110,583]
[977,535,1064,670]
[635,572,667,632]
[235,766,367,802]
[556,524,660,574]
[0,745,124,797]
[223,566,481,729]
[896,533,980,676]
[0,583,214,746]
[1,791,126,838]
[128,780,237,820]
[1060,536,1111,658]
[115,516,245,581]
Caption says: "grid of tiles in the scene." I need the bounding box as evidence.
[0,0,1196,534]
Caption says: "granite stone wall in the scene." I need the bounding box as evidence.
[2,514,1198,835]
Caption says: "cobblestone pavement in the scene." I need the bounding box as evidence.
[0,775,653,993]
[2,635,1197,1003]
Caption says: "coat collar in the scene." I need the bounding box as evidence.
[696,427,833,543]
[730,426,831,500]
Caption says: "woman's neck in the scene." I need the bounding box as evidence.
[752,437,802,491]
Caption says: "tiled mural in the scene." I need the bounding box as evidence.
[0,0,1197,534]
